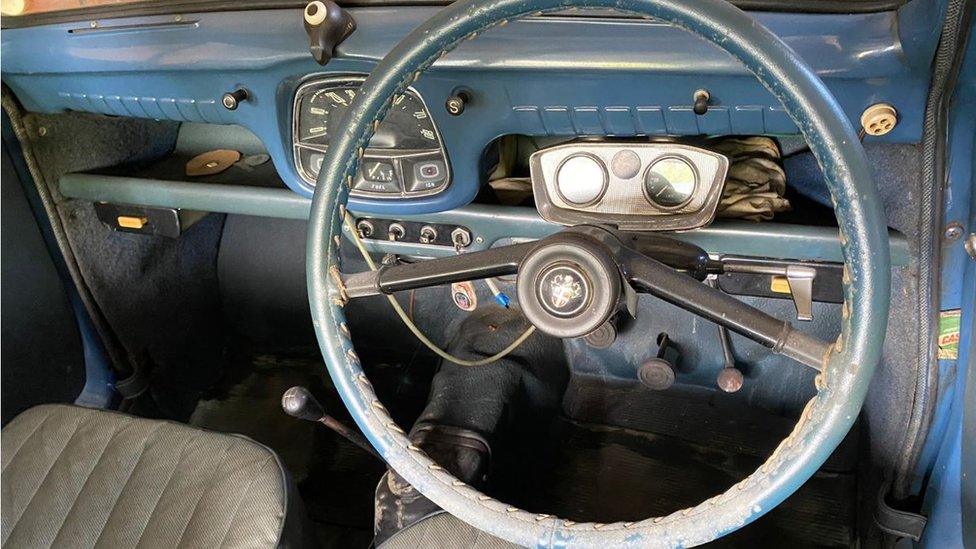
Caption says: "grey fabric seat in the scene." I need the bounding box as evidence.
[1,404,307,548]
[379,512,519,549]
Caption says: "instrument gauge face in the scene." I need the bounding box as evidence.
[292,76,450,198]
[555,154,608,206]
[297,86,439,150]
[643,156,698,208]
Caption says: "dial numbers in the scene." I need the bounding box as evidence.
[644,157,697,208]
[297,84,440,150]
[293,77,450,198]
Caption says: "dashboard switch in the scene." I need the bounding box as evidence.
[387,223,406,241]
[419,225,438,244]
[355,219,374,239]
[450,227,472,250]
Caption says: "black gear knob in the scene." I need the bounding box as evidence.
[282,386,325,422]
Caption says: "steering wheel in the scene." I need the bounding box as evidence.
[307,0,890,545]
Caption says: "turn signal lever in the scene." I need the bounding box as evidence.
[303,1,356,65]
[282,386,381,459]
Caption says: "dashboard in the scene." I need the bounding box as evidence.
[0,5,935,218]
[293,75,451,197]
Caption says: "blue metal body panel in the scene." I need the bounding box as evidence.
[1,113,115,410]
[919,19,976,547]
[0,1,940,215]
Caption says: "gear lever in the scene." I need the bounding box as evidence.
[281,386,381,459]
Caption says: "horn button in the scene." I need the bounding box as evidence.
[517,235,622,338]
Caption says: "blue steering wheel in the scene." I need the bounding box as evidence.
[307,0,891,545]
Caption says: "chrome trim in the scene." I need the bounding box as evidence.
[291,74,451,199]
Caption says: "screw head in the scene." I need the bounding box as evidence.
[944,222,964,242]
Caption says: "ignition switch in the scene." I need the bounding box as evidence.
[451,227,472,250]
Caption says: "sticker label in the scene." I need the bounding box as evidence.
[451,281,477,312]
[937,309,961,360]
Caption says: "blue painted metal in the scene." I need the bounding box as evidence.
[0,1,939,216]
[56,172,912,266]
[1,113,115,410]
[69,291,116,409]
[305,0,890,544]
[918,18,976,547]
[566,294,836,411]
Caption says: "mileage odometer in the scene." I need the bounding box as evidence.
[292,77,450,197]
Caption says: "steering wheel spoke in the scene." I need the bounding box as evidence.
[342,226,830,371]
[341,242,534,298]
[623,251,830,370]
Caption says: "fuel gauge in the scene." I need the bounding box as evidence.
[363,160,395,183]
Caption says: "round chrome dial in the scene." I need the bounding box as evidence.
[555,154,608,206]
[643,156,697,208]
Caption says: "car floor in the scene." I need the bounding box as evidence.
[189,342,440,547]
[190,344,857,549]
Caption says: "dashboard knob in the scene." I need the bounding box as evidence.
[693,89,710,116]
[445,91,469,116]
[221,88,248,110]
[555,154,608,206]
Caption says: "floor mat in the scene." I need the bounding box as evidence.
[493,376,858,548]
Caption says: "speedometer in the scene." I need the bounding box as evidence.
[292,76,450,198]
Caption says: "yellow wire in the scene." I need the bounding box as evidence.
[342,213,535,366]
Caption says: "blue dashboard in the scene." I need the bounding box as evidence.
[1,0,940,215]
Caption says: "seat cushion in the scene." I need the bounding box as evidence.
[1,404,300,548]
[378,512,519,549]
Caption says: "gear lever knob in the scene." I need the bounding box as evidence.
[282,386,326,422]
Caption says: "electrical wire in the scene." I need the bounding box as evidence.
[343,213,535,366]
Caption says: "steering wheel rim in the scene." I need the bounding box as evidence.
[307,0,891,546]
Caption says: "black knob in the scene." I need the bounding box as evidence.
[304,0,356,66]
[222,88,248,110]
[445,91,469,116]
[692,89,710,116]
[282,386,325,422]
